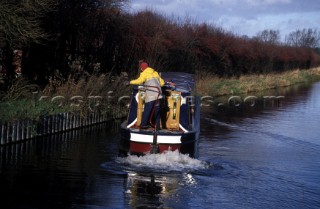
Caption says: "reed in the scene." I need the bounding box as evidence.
[0,73,131,122]
[42,73,131,118]
[196,67,320,96]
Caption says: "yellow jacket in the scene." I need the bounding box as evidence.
[130,67,165,102]
[130,67,165,86]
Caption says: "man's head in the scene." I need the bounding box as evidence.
[140,62,148,71]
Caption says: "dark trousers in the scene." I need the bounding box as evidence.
[141,100,160,128]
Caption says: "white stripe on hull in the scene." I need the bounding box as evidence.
[130,133,181,144]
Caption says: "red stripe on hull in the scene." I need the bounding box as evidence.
[130,142,153,154]
[130,141,181,154]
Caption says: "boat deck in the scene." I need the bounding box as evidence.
[123,123,186,134]
[130,128,185,134]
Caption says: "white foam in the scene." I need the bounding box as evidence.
[116,150,208,171]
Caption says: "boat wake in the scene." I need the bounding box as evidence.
[115,150,209,172]
[202,117,238,129]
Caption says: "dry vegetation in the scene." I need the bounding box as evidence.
[0,74,131,121]
[196,67,320,96]
[41,73,131,117]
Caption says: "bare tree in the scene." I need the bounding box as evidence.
[285,28,320,48]
[254,29,280,45]
[0,0,56,48]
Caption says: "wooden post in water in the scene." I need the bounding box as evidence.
[12,121,17,143]
[52,115,56,133]
[7,122,12,144]
[72,114,76,129]
[17,120,21,142]
[30,119,35,139]
[26,119,30,139]
[76,114,80,128]
[25,120,30,139]
[69,114,72,130]
[94,112,97,124]
[58,114,62,132]
[0,122,4,145]
[20,120,25,141]
[52,114,56,133]
[84,114,87,127]
[65,113,69,130]
[54,114,58,133]
[89,113,92,125]
[30,120,35,138]
[72,113,75,129]
[57,114,60,132]
[80,115,84,127]
[47,115,52,134]
[48,115,52,134]
[70,113,73,130]
[60,113,64,132]
[71,113,75,129]
[63,113,66,131]
[84,114,87,126]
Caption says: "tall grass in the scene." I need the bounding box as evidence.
[0,74,131,122]
[42,73,131,118]
[0,77,66,121]
[196,67,320,96]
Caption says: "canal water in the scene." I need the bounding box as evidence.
[1,82,320,209]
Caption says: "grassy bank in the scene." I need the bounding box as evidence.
[0,99,69,122]
[196,67,320,96]
[0,74,130,122]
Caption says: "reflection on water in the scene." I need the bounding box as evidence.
[0,122,119,169]
[106,150,209,208]
[0,122,121,209]
[125,173,175,208]
[123,170,200,208]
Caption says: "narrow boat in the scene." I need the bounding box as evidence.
[119,72,200,157]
